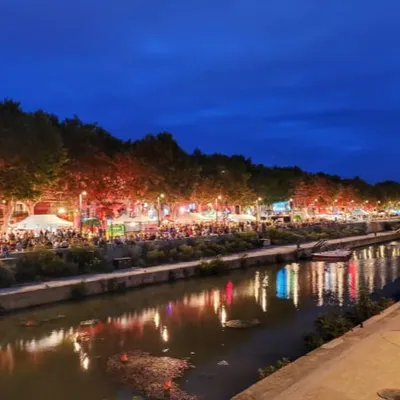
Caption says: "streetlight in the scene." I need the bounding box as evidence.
[157,193,165,226]
[78,191,87,234]
[215,195,222,223]
[256,197,262,223]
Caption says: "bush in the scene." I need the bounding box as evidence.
[304,290,393,350]
[70,282,88,301]
[198,256,226,276]
[15,250,59,282]
[66,247,103,274]
[259,358,291,379]
[0,266,15,288]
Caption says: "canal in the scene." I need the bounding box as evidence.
[1,244,400,400]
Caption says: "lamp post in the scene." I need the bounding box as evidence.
[157,193,165,227]
[215,195,222,223]
[78,191,87,234]
[256,197,262,223]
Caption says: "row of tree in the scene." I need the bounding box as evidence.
[1,99,400,229]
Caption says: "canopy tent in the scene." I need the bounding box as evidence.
[352,208,369,216]
[113,214,137,224]
[11,214,73,230]
[175,213,209,224]
[228,213,257,222]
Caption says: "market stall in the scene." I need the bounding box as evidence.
[10,214,73,231]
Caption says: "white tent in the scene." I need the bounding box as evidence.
[175,213,209,224]
[11,214,73,230]
[228,213,257,222]
[129,215,157,224]
[113,213,136,224]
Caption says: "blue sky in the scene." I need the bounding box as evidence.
[1,0,399,182]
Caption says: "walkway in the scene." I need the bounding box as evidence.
[0,231,397,299]
[232,302,400,400]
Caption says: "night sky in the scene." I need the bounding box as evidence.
[1,0,399,182]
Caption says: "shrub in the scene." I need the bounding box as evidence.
[15,250,63,282]
[66,247,102,274]
[0,266,16,288]
[198,256,226,276]
[70,282,88,301]
[259,358,291,379]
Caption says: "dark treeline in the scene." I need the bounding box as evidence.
[1,99,400,222]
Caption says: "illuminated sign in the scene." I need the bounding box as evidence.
[272,201,291,213]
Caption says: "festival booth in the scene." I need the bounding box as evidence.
[228,214,256,222]
[351,208,369,220]
[111,214,158,235]
[10,214,73,232]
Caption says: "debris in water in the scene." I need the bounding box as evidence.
[190,352,195,355]
[80,319,100,327]
[225,319,260,328]
[21,320,39,327]
[162,348,169,353]
[106,350,197,400]
[217,360,229,366]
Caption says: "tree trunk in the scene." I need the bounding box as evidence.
[1,201,15,234]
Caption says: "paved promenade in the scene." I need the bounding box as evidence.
[232,302,400,400]
[0,231,397,299]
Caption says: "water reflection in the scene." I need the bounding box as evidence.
[1,245,400,400]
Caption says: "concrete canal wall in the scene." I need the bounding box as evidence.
[231,301,400,400]
[1,231,399,313]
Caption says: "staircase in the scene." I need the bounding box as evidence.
[311,239,328,253]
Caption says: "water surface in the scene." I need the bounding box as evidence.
[1,244,400,400]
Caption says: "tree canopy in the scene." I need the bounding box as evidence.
[1,99,400,223]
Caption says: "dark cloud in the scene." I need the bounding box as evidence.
[1,0,399,182]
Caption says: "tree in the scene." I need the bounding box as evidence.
[0,100,65,231]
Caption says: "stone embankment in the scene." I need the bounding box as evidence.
[231,302,400,400]
[0,231,399,312]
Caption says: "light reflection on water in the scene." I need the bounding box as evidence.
[1,244,400,400]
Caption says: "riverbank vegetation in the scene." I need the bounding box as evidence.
[304,290,393,350]
[257,290,394,381]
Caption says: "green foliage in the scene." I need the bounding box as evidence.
[197,256,226,276]
[0,266,15,288]
[70,282,88,301]
[304,291,393,350]
[258,358,291,379]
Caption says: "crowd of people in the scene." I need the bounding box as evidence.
[0,221,259,256]
[0,216,379,257]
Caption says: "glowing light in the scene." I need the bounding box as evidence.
[154,311,160,329]
[220,305,227,327]
[58,207,66,214]
[81,355,89,370]
[162,326,169,342]
[81,191,87,196]
[179,206,185,214]
[261,287,267,312]
[213,290,220,314]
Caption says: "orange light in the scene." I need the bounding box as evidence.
[120,353,128,363]
[164,380,172,391]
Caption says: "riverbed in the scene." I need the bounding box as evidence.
[1,244,400,400]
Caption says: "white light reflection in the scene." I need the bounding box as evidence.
[317,263,324,306]
[261,287,267,312]
[220,305,227,327]
[254,271,260,303]
[162,326,169,342]
[337,266,344,306]
[154,311,160,329]
[292,264,299,308]
[213,290,220,314]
